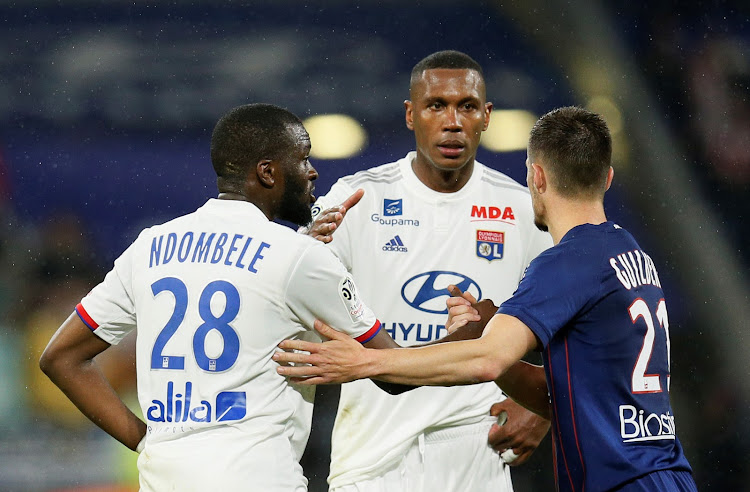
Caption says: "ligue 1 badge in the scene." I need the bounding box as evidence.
[476,230,504,261]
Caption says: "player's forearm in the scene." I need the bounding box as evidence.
[367,340,511,386]
[40,315,146,451]
[276,315,535,387]
[428,318,485,344]
[494,361,551,419]
[41,355,146,450]
[367,314,536,387]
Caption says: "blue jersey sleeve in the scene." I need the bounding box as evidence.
[497,244,602,348]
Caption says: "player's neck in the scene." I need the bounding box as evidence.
[217,192,275,220]
[218,192,248,201]
[547,199,607,244]
[412,155,474,193]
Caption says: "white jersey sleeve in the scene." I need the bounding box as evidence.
[285,241,381,343]
[77,238,139,345]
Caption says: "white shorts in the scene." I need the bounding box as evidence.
[137,435,308,492]
[330,417,512,492]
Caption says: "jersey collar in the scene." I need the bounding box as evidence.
[201,198,271,221]
[399,151,484,203]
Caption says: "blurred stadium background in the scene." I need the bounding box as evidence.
[1,1,748,490]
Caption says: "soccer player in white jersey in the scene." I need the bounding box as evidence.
[38,103,400,491]
[278,106,699,492]
[303,51,552,492]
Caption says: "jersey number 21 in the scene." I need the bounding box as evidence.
[629,298,671,394]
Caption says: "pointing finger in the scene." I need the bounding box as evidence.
[448,284,478,303]
[447,284,463,297]
[341,189,364,212]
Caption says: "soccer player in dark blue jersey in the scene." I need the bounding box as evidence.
[275,106,698,492]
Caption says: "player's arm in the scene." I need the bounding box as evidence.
[39,312,147,452]
[332,291,493,394]
[275,313,541,398]
[440,288,550,416]
[362,328,400,349]
[365,289,550,411]
[426,286,499,344]
[301,189,364,243]
[492,361,550,419]
[358,319,491,396]
[358,328,415,394]
[417,287,551,461]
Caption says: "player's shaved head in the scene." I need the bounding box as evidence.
[409,50,484,97]
[528,106,612,198]
[210,103,304,191]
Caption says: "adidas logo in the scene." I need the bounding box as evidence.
[382,235,408,252]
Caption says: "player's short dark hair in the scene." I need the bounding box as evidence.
[528,106,612,197]
[410,50,484,89]
[210,103,303,185]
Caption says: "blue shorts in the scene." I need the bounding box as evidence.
[616,469,697,492]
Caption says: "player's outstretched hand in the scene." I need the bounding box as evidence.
[487,398,550,466]
[446,284,498,333]
[303,189,364,243]
[274,319,371,385]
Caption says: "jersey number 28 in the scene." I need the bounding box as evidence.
[150,277,240,372]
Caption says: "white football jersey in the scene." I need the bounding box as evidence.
[311,152,552,487]
[76,198,380,492]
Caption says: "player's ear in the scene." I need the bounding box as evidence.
[404,100,414,130]
[482,102,493,131]
[256,159,276,188]
[531,163,546,193]
[605,166,614,191]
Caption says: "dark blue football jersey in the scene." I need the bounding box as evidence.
[498,222,694,492]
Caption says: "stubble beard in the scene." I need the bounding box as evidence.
[278,175,312,226]
[532,200,548,232]
[534,217,549,233]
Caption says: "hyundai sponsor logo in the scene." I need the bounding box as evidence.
[401,271,482,314]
